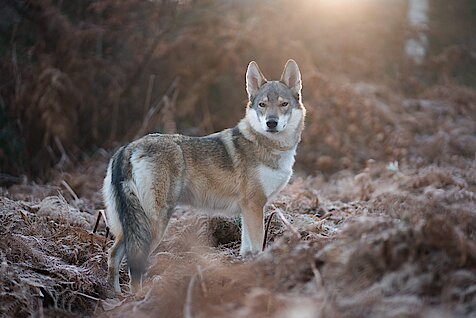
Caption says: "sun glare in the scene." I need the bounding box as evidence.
[304,0,371,18]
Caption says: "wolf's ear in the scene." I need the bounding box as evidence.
[280,59,302,100]
[246,61,267,100]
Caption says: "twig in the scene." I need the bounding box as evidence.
[46,144,57,164]
[60,180,79,202]
[310,261,323,290]
[196,265,208,298]
[135,77,180,138]
[19,210,31,226]
[92,210,103,234]
[262,211,276,251]
[274,208,301,239]
[54,136,70,169]
[184,273,198,318]
[74,291,101,302]
[104,226,110,247]
[49,228,69,240]
[91,210,110,250]
[143,74,156,115]
[161,87,178,134]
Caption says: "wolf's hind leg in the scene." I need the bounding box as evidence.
[127,151,182,292]
[122,190,153,294]
[126,205,173,293]
[126,233,150,293]
[150,206,174,253]
[108,233,126,294]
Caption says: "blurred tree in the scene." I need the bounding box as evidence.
[404,0,429,64]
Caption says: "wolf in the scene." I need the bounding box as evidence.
[103,59,306,293]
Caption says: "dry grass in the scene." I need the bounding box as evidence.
[0,196,110,317]
[1,148,475,317]
[94,160,476,318]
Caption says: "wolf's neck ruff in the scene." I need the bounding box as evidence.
[234,112,304,170]
[238,113,304,153]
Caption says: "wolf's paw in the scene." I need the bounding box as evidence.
[239,249,260,260]
[103,287,119,299]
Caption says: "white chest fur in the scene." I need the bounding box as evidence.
[257,147,296,199]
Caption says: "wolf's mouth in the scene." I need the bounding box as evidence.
[266,129,279,133]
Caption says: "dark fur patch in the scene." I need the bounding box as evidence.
[231,127,243,151]
[231,127,241,138]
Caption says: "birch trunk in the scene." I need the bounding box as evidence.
[404,0,430,65]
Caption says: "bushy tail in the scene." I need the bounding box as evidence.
[111,147,152,290]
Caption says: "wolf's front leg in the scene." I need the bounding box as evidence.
[239,202,265,256]
[240,215,252,255]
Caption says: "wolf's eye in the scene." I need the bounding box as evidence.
[258,102,266,107]
[281,102,289,107]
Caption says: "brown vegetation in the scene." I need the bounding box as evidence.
[0,0,458,177]
[1,0,476,317]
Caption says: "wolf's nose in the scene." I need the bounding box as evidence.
[266,119,278,129]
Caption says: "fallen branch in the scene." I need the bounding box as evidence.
[90,210,110,251]
[274,208,301,239]
[75,291,101,302]
[184,273,198,318]
[61,180,79,202]
[262,211,276,251]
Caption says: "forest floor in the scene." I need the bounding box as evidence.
[1,82,476,318]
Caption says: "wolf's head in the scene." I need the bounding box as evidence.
[245,59,304,135]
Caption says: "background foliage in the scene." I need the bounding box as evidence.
[0,0,475,178]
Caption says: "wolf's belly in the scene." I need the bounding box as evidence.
[178,186,241,216]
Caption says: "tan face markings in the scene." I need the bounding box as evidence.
[258,96,268,107]
[278,96,289,108]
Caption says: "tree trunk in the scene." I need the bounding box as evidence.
[404,0,430,65]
